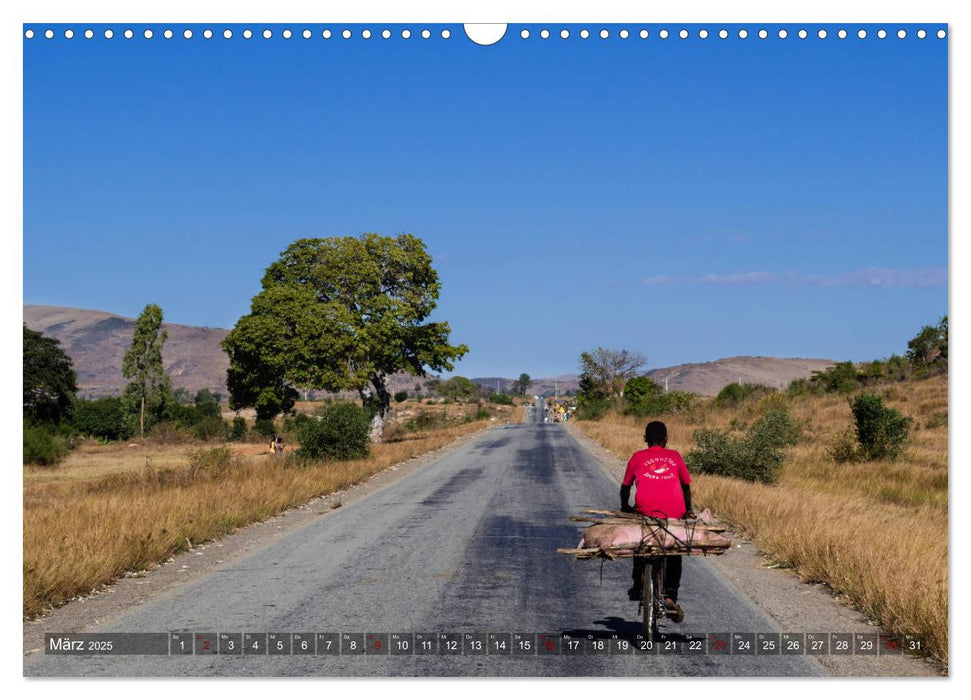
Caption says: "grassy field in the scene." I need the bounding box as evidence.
[573,375,948,665]
[23,401,522,619]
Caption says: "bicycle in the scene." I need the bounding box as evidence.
[637,554,668,643]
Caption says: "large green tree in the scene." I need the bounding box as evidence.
[222,234,468,440]
[513,373,532,396]
[122,304,170,438]
[23,325,77,425]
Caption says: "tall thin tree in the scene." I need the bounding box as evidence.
[122,304,169,438]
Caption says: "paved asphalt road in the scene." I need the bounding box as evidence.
[26,402,826,677]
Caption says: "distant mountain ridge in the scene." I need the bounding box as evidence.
[25,305,835,399]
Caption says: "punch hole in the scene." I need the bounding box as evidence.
[877,29,887,39]
[342,29,351,39]
[322,30,331,39]
[658,29,668,39]
[917,29,926,39]
[738,29,748,39]
[401,29,411,39]
[937,29,946,38]
[582,29,591,39]
[24,28,34,39]
[45,29,53,39]
[600,29,609,39]
[858,29,867,39]
[362,29,372,39]
[619,29,629,39]
[143,29,152,39]
[719,29,728,39]
[86,29,95,39]
[282,29,292,39]
[699,29,709,39]
[466,23,508,46]
[421,29,431,39]
[442,29,451,39]
[204,29,213,39]
[540,29,550,39]
[124,29,134,39]
[679,29,688,39]
[561,29,570,39]
[65,29,74,39]
[758,29,768,39]
[104,29,113,39]
[382,29,391,39]
[303,29,312,39]
[798,29,808,39]
[778,29,788,39]
[243,29,252,39]
[520,29,529,39]
[223,29,232,39]
[638,29,647,39]
[838,29,847,39]
[164,29,173,39]
[818,29,827,39]
[898,29,906,39]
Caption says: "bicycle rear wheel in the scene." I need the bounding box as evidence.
[642,561,658,642]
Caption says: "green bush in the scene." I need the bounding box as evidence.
[685,408,800,483]
[851,393,912,461]
[23,425,69,466]
[253,418,276,437]
[193,415,229,441]
[297,402,371,460]
[489,393,515,405]
[623,376,663,405]
[394,391,409,403]
[73,397,129,441]
[829,427,858,464]
[404,410,450,432]
[464,407,491,422]
[575,398,611,421]
[715,382,775,408]
[230,416,247,441]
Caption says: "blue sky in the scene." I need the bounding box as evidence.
[23,24,948,378]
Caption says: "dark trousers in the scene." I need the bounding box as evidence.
[632,556,682,602]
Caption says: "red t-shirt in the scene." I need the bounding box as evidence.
[622,446,692,519]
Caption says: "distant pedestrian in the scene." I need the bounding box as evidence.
[275,436,285,457]
[269,435,277,455]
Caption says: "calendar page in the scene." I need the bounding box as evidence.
[21,10,948,681]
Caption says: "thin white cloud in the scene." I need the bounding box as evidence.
[641,267,947,289]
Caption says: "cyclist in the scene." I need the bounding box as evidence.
[620,420,694,622]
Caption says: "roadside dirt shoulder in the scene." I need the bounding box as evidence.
[23,424,499,656]
[565,422,941,677]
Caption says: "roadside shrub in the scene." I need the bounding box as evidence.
[715,382,775,407]
[851,393,912,461]
[829,427,858,464]
[576,398,611,421]
[489,393,515,405]
[230,416,247,441]
[297,402,371,460]
[72,397,129,441]
[253,418,276,437]
[394,391,408,403]
[685,408,800,483]
[814,361,860,394]
[464,407,491,422]
[624,376,663,406]
[404,410,450,432]
[23,425,69,466]
[193,415,229,441]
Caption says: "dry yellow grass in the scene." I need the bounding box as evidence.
[24,405,521,619]
[573,374,948,665]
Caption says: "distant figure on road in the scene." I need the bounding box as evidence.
[269,435,277,456]
[275,436,285,457]
[620,420,694,622]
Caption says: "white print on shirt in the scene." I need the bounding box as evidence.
[639,457,677,481]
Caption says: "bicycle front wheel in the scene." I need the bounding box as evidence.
[642,561,657,642]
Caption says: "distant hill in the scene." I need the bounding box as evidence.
[25,305,834,400]
[646,356,836,396]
